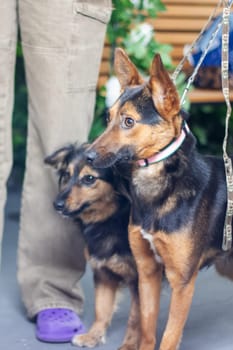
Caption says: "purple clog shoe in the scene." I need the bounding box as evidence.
[36,308,86,343]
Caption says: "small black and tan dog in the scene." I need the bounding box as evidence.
[86,48,233,350]
[45,143,140,350]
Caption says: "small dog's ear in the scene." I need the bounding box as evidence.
[114,48,144,90]
[44,145,74,170]
[148,54,180,120]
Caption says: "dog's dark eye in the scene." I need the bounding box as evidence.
[81,175,96,186]
[123,117,135,129]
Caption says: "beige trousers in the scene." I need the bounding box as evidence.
[0,0,111,318]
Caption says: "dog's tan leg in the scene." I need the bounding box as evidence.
[153,230,198,350]
[159,270,197,350]
[72,273,119,347]
[119,284,140,350]
[129,224,163,350]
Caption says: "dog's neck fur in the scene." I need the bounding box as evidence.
[137,122,190,167]
[81,196,131,260]
[78,193,125,226]
[132,132,197,203]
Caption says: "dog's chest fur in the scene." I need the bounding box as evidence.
[140,228,164,264]
[133,163,165,200]
[89,254,137,283]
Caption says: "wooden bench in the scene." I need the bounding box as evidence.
[99,0,233,104]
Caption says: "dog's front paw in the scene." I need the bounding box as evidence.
[72,331,106,348]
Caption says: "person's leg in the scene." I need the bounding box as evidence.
[17,0,111,326]
[0,0,17,264]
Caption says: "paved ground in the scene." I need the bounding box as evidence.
[1,185,233,350]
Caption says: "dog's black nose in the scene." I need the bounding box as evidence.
[53,199,64,212]
[86,149,97,163]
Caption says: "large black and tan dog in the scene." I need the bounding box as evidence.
[86,48,233,350]
[45,144,140,350]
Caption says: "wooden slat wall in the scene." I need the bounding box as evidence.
[151,0,222,66]
[98,0,233,103]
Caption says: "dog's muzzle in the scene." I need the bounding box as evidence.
[53,198,65,212]
[86,149,98,163]
[86,149,117,168]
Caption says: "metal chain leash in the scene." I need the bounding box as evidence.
[172,0,233,251]
[178,0,224,106]
[171,0,222,84]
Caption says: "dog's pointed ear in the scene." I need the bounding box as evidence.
[148,54,180,119]
[114,48,144,90]
[44,145,74,170]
